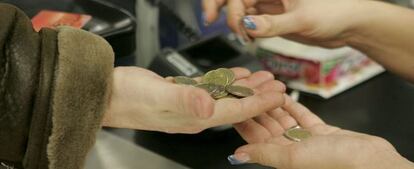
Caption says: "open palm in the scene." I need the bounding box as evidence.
[233,95,402,169]
[103,67,286,134]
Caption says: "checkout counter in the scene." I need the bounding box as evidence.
[3,0,414,168]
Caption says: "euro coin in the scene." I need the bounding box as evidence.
[196,83,219,95]
[211,85,228,99]
[202,69,228,86]
[222,95,237,99]
[174,76,197,85]
[217,68,235,86]
[226,85,254,98]
[284,126,312,142]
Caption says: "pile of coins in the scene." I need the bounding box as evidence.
[173,68,254,100]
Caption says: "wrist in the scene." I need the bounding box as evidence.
[102,67,126,128]
[344,1,403,48]
[343,0,378,47]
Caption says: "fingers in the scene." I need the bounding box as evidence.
[234,119,273,143]
[234,143,290,168]
[282,94,325,128]
[227,0,247,34]
[231,67,252,79]
[202,0,227,25]
[235,70,274,84]
[255,2,285,14]
[268,108,298,129]
[253,113,285,136]
[234,70,285,92]
[242,14,301,38]
[210,80,285,126]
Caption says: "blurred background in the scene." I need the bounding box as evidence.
[1,0,414,168]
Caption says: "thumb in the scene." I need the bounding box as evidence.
[230,143,290,168]
[242,14,301,37]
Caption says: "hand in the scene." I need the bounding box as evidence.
[203,0,368,48]
[102,67,286,134]
[231,95,414,169]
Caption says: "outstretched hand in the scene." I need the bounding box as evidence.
[103,67,286,134]
[231,95,413,169]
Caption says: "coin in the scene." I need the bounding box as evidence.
[202,69,228,86]
[222,95,237,99]
[212,92,228,99]
[226,85,254,98]
[211,85,228,99]
[283,126,312,142]
[175,68,254,100]
[217,68,235,86]
[174,76,197,85]
[195,83,219,95]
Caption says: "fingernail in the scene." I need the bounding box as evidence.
[202,13,209,26]
[227,153,250,165]
[243,16,256,30]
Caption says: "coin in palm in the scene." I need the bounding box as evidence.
[284,127,312,142]
[226,85,254,98]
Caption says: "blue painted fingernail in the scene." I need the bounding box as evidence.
[228,154,250,165]
[243,16,256,30]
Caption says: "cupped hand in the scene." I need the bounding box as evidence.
[231,95,413,169]
[102,67,286,134]
[203,0,367,48]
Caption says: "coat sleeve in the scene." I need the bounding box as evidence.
[0,3,114,169]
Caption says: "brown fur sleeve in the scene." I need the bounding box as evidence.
[46,26,114,169]
[0,3,114,169]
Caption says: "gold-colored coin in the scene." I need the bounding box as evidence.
[202,69,228,86]
[226,85,254,98]
[222,95,237,99]
[174,76,197,85]
[212,92,228,99]
[217,68,235,86]
[211,85,228,99]
[195,83,219,95]
[284,126,312,142]
[174,68,254,100]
